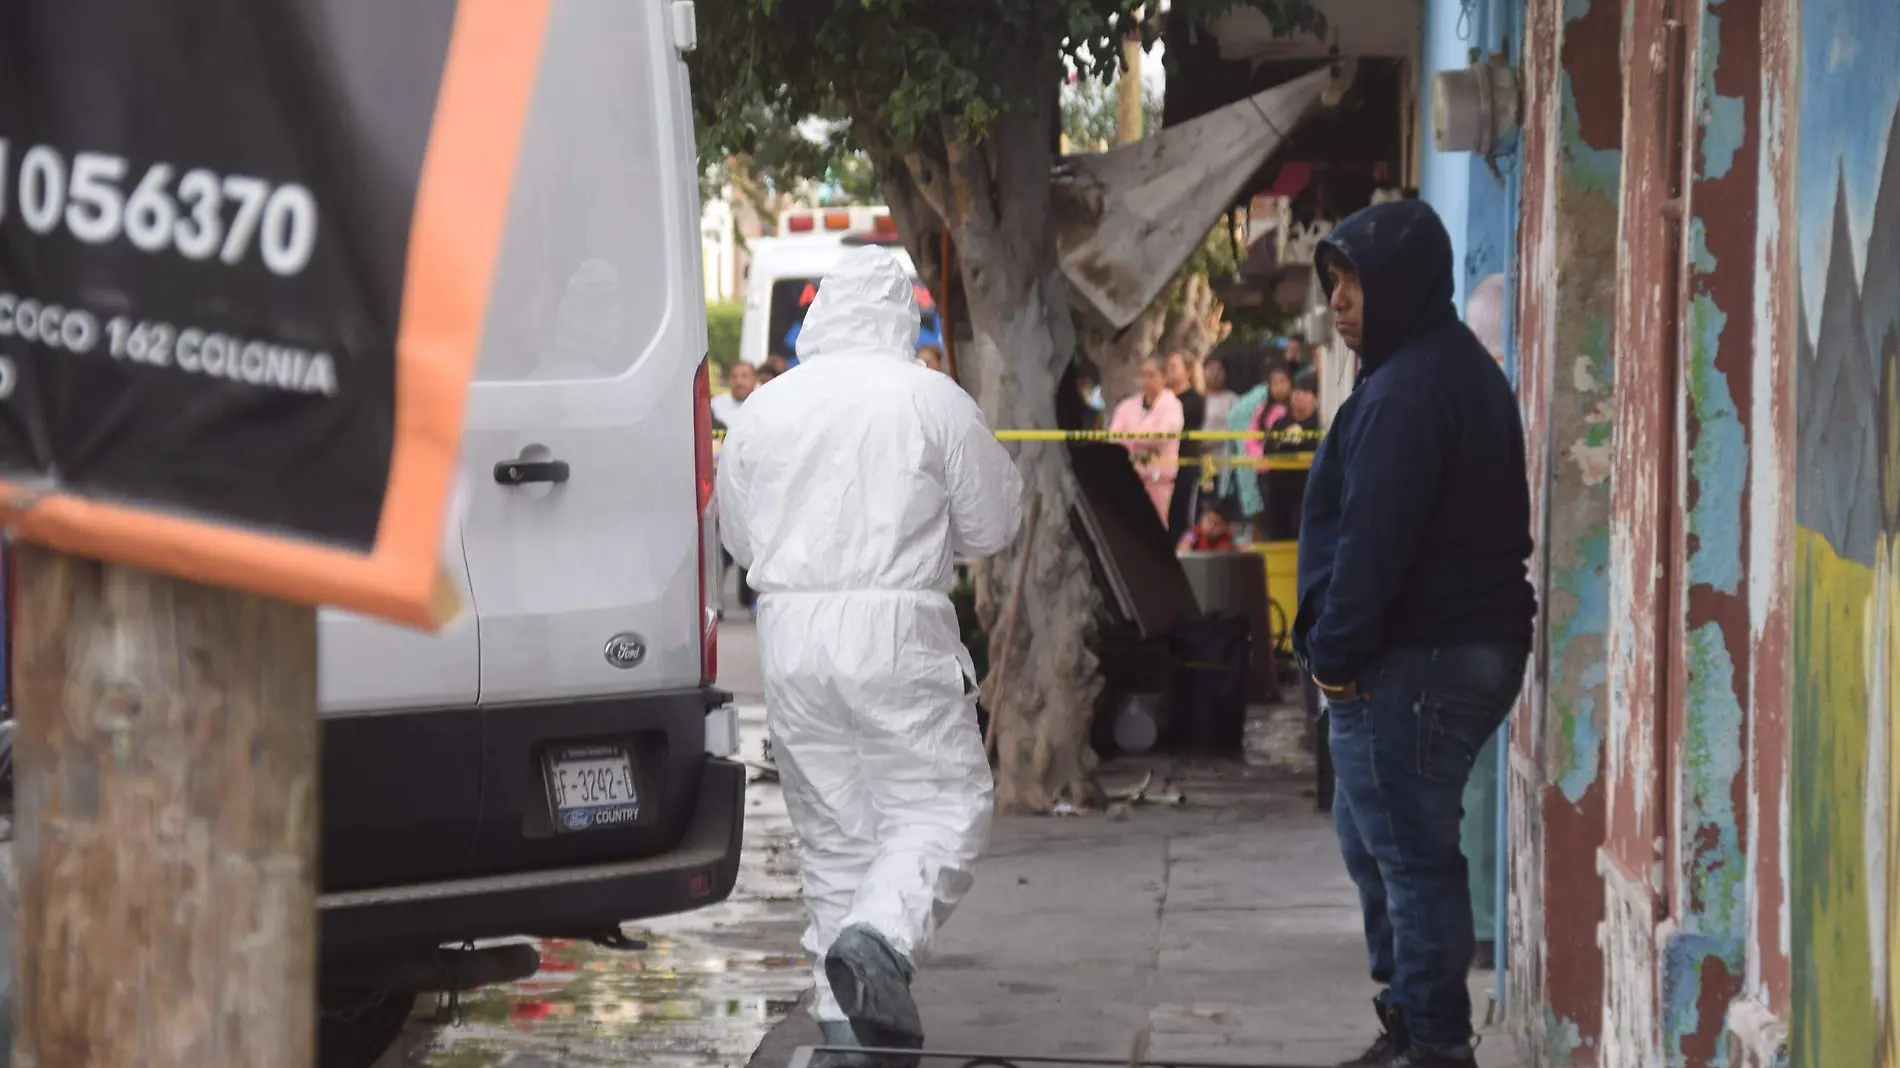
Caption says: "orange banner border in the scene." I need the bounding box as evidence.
[0,0,551,629]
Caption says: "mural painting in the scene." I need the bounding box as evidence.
[1791,0,1900,1063]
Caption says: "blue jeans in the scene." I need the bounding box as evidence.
[1326,643,1527,1055]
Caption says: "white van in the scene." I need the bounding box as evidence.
[739,207,941,369]
[310,4,740,1065]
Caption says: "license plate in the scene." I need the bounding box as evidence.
[543,744,640,832]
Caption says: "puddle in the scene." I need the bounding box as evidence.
[394,708,812,1068]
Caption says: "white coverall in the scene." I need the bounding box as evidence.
[716,247,1023,1024]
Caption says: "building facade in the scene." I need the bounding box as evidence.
[1472,0,1899,1062]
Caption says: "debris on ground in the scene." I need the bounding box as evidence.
[748,737,780,783]
[1102,771,1187,820]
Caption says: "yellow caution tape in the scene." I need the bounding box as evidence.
[713,427,1322,445]
[994,429,1297,442]
[1151,455,1314,470]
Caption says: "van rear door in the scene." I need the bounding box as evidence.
[317,552,478,713]
[459,0,703,706]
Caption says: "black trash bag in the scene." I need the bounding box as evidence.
[1166,612,1251,753]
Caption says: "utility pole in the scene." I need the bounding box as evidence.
[1117,11,1144,145]
[11,546,318,1068]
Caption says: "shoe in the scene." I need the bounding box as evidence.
[825,924,925,1065]
[815,1020,872,1067]
[1338,996,1410,1066]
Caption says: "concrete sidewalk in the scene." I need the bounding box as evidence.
[748,750,1516,1066]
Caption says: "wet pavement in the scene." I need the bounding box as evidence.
[378,617,817,1068]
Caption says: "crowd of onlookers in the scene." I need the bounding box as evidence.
[1102,340,1325,550]
[709,336,1327,617]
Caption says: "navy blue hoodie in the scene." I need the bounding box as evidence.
[1292,200,1535,687]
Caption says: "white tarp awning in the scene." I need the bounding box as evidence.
[1051,63,1347,332]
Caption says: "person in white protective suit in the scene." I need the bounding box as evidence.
[716,247,1023,1057]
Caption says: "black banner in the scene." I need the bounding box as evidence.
[0,0,459,550]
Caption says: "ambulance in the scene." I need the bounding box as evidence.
[739,206,942,369]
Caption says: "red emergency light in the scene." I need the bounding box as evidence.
[873,214,898,235]
[785,213,815,233]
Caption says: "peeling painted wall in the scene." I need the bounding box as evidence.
[1788,0,1900,1063]
[1658,0,1764,1062]
[1738,0,1796,1041]
[1512,0,1797,1063]
[1601,859,1662,1067]
[1600,0,1668,900]
[1507,0,1558,1043]
[1505,0,1897,1061]
[1508,0,1620,1060]
[1600,0,1679,1055]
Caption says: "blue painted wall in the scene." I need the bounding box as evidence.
[1415,0,1527,1005]
[1417,0,1525,367]
[1417,0,1476,315]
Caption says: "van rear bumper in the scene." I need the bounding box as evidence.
[319,755,744,959]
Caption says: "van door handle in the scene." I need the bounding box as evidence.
[494,459,570,485]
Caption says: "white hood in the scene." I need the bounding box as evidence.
[794,245,921,362]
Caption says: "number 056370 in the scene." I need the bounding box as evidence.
[0,140,320,278]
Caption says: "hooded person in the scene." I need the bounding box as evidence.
[1294,200,1535,1068]
[716,246,1023,1058]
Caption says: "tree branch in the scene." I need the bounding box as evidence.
[851,96,955,229]
[900,146,957,226]
[880,164,946,299]
[942,114,1000,237]
[990,65,1059,248]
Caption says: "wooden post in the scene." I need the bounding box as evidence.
[10,545,319,1068]
[939,222,960,385]
[1117,27,1143,145]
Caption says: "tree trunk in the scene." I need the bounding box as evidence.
[1158,272,1231,364]
[877,41,1242,813]
[11,546,319,1068]
[876,51,1240,812]
[1083,300,1168,412]
[879,54,1108,814]
[961,267,1105,813]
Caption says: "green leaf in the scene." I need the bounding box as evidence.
[690,0,1324,200]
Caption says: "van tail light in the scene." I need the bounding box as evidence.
[694,358,718,686]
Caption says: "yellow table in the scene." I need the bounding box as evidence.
[1250,539,1299,654]
[1246,450,1312,653]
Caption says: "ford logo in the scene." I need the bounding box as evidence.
[604,633,647,669]
[562,810,594,831]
